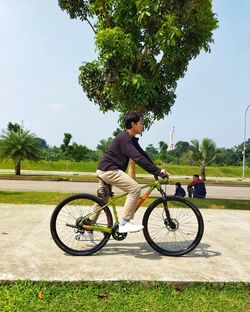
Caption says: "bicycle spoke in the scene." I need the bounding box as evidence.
[143,196,204,256]
[50,194,113,255]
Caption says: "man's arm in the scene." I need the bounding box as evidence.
[188,180,197,187]
[132,137,154,164]
[124,140,161,176]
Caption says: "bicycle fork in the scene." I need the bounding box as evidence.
[158,188,177,230]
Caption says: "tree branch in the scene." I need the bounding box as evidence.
[86,17,97,34]
[100,0,112,28]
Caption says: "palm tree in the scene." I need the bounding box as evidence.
[0,129,41,175]
[188,138,218,180]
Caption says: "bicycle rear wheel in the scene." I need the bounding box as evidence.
[143,196,204,256]
[50,193,113,256]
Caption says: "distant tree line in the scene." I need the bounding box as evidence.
[0,122,249,176]
[145,139,250,167]
[40,132,250,168]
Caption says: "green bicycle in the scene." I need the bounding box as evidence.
[50,177,204,256]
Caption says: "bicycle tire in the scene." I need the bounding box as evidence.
[50,193,113,256]
[143,196,204,256]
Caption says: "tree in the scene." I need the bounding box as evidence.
[158,141,168,162]
[215,148,240,166]
[174,141,190,157]
[37,137,49,149]
[188,138,218,180]
[58,0,218,176]
[234,138,250,166]
[71,143,98,161]
[113,127,122,137]
[0,129,41,175]
[7,122,22,133]
[41,146,63,161]
[145,144,159,161]
[162,140,190,164]
[96,137,113,155]
[61,133,72,148]
[60,133,73,159]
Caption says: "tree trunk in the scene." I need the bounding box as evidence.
[200,165,206,181]
[15,160,21,175]
[128,159,136,180]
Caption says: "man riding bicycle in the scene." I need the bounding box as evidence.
[96,112,170,233]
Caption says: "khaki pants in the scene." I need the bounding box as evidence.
[96,169,141,220]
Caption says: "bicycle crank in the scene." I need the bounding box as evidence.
[112,224,127,241]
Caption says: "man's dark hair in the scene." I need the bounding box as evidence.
[176,182,181,187]
[124,112,141,129]
[193,174,199,178]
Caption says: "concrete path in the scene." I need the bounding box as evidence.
[0,204,249,282]
[0,179,250,199]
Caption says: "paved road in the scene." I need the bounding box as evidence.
[0,179,250,199]
[0,204,249,282]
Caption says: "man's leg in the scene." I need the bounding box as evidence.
[97,169,141,219]
[96,169,143,232]
[91,176,111,223]
[187,186,195,198]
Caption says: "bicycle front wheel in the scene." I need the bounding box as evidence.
[143,196,204,256]
[50,193,113,256]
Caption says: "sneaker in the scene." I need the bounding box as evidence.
[83,232,96,247]
[118,221,144,233]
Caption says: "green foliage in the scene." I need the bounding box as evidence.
[60,132,72,159]
[58,0,88,20]
[0,129,41,175]
[36,137,49,149]
[113,127,122,137]
[145,144,159,161]
[158,141,168,161]
[188,138,218,165]
[41,146,62,161]
[174,141,190,156]
[7,122,22,133]
[71,143,99,161]
[234,138,250,166]
[59,0,218,128]
[62,132,72,147]
[216,148,240,166]
[96,137,113,155]
[186,138,219,179]
[57,133,100,161]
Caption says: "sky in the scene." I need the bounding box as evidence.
[0,1,250,150]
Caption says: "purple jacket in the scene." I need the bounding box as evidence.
[98,131,161,176]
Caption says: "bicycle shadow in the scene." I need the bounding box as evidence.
[98,241,221,259]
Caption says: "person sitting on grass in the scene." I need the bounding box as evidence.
[187,174,206,198]
[174,182,186,197]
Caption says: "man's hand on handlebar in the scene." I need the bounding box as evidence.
[158,169,170,179]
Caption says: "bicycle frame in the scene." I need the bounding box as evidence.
[79,179,167,234]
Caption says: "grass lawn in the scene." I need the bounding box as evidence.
[1,174,250,187]
[1,159,250,178]
[0,281,249,312]
[0,191,249,210]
